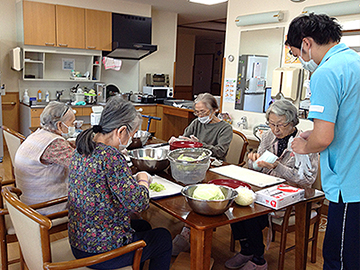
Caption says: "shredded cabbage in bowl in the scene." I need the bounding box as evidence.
[192,184,225,200]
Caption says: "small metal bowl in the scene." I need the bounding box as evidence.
[181,184,238,215]
[128,148,170,173]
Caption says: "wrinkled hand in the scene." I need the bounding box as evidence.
[189,135,199,142]
[134,171,153,184]
[178,136,192,142]
[248,152,260,162]
[256,160,279,170]
[291,137,308,154]
[168,136,177,144]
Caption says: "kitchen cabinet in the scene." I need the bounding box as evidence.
[21,1,111,51]
[56,5,85,49]
[23,1,56,47]
[30,108,44,127]
[134,105,157,133]
[22,47,101,81]
[85,9,112,51]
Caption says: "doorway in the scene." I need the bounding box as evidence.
[193,54,214,96]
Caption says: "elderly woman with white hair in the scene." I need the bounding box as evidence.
[14,101,76,215]
[170,92,233,160]
[225,100,319,270]
[171,93,233,256]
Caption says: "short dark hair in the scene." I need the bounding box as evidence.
[285,13,342,49]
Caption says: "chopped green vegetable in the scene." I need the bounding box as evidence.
[192,184,225,200]
[149,182,166,192]
[140,156,156,160]
[177,154,196,161]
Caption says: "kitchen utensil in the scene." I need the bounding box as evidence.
[208,179,251,190]
[169,141,203,151]
[210,165,285,187]
[141,94,156,103]
[181,184,238,215]
[167,148,212,184]
[127,130,151,150]
[128,148,170,173]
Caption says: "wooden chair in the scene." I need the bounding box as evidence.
[271,196,325,270]
[2,186,146,270]
[0,182,68,270]
[1,126,26,186]
[225,130,249,166]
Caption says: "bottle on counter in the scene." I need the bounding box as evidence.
[45,91,50,102]
[37,89,42,102]
[23,89,30,104]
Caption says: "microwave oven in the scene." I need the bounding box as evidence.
[143,86,173,103]
[146,73,170,87]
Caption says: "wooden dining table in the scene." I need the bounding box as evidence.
[145,142,324,270]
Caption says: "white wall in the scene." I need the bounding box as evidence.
[1,0,177,99]
[139,9,178,91]
[223,0,360,136]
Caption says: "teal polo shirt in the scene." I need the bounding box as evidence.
[308,43,360,203]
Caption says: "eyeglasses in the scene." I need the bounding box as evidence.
[193,110,210,117]
[266,121,291,129]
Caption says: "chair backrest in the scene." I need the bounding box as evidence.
[225,130,249,165]
[2,126,26,167]
[2,186,52,270]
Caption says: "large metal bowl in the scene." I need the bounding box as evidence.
[181,184,238,215]
[128,148,169,173]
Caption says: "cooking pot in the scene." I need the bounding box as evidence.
[141,94,156,103]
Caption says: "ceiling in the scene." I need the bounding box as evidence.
[127,0,227,39]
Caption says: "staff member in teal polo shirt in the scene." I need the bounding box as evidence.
[286,13,360,270]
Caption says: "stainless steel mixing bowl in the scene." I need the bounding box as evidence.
[128,148,169,173]
[181,184,238,215]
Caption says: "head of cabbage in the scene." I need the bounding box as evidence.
[192,184,225,200]
[234,186,256,206]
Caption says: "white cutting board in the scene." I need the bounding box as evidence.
[149,175,183,199]
[210,165,285,188]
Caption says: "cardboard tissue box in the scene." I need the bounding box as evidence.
[255,184,305,210]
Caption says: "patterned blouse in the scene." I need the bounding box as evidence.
[68,143,150,253]
[41,138,74,167]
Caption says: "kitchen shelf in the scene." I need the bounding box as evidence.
[22,46,102,81]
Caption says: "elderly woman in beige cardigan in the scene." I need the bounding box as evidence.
[14,101,76,215]
[225,100,319,270]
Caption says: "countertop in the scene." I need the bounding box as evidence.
[21,101,158,108]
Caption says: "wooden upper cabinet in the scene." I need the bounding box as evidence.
[23,1,56,46]
[85,9,112,51]
[56,5,85,49]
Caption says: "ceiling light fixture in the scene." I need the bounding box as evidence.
[189,0,228,5]
[303,0,360,16]
[235,11,284,27]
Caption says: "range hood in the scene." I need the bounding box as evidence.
[104,13,158,60]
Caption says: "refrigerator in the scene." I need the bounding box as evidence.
[235,55,268,113]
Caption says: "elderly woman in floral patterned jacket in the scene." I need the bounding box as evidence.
[68,96,172,270]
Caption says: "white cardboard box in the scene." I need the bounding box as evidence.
[255,184,305,210]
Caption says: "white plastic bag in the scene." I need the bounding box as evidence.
[288,137,312,179]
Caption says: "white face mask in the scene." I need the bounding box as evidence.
[299,42,318,73]
[118,129,132,150]
[198,113,213,124]
[61,122,75,138]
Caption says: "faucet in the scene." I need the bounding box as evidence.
[237,116,248,130]
[56,90,64,101]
